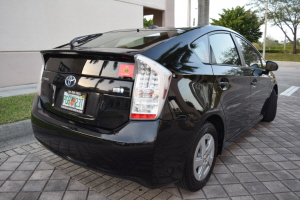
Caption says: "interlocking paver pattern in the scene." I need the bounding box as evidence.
[0,95,300,199]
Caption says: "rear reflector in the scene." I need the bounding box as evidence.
[118,64,134,77]
[130,114,156,119]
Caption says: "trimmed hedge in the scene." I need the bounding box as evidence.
[258,49,284,53]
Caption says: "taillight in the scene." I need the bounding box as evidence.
[36,65,44,96]
[130,54,172,120]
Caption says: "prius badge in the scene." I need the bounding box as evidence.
[65,75,76,87]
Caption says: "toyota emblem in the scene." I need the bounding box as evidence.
[65,75,76,87]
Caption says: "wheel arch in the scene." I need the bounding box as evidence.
[273,84,278,95]
[205,114,225,155]
[262,84,278,115]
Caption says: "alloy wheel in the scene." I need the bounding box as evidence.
[193,133,215,181]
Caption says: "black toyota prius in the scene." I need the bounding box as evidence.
[31,26,278,191]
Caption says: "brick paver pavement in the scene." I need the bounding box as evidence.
[0,95,300,200]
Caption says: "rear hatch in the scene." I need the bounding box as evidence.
[39,51,135,130]
[39,29,179,130]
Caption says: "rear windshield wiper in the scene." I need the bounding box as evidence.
[70,33,102,49]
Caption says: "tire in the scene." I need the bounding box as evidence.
[262,89,277,122]
[176,122,218,191]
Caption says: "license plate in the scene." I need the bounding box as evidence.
[61,91,86,113]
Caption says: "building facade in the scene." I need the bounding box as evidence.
[0,0,175,87]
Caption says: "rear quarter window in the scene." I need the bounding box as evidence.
[191,35,210,63]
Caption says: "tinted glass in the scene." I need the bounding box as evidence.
[236,37,262,68]
[191,35,209,63]
[209,34,240,65]
[45,57,134,79]
[79,30,179,49]
[82,60,104,75]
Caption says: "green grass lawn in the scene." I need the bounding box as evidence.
[265,53,300,62]
[0,93,35,125]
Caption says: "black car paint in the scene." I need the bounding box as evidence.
[40,71,133,129]
[31,26,277,188]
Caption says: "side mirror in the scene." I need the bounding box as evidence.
[266,61,278,71]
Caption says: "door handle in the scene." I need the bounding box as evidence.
[218,77,229,90]
[251,79,257,87]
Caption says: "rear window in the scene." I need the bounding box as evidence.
[45,55,135,79]
[79,30,179,49]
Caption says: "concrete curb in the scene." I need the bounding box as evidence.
[0,83,37,97]
[0,119,37,151]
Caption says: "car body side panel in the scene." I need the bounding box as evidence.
[231,34,272,122]
[249,69,271,120]
[212,65,252,140]
[168,74,218,118]
[141,28,234,169]
[151,73,228,185]
[153,119,199,185]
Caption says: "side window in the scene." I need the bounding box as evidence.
[235,36,262,68]
[191,35,209,63]
[209,33,241,66]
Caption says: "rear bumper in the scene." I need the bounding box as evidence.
[31,95,196,187]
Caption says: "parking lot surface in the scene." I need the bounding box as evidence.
[0,94,300,200]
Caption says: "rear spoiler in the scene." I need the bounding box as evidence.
[54,33,103,49]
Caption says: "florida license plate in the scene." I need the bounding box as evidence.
[61,91,86,113]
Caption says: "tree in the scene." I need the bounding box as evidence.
[198,0,210,26]
[248,0,300,54]
[143,18,153,28]
[265,35,280,47]
[211,6,263,43]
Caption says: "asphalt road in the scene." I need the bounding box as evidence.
[273,61,300,97]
